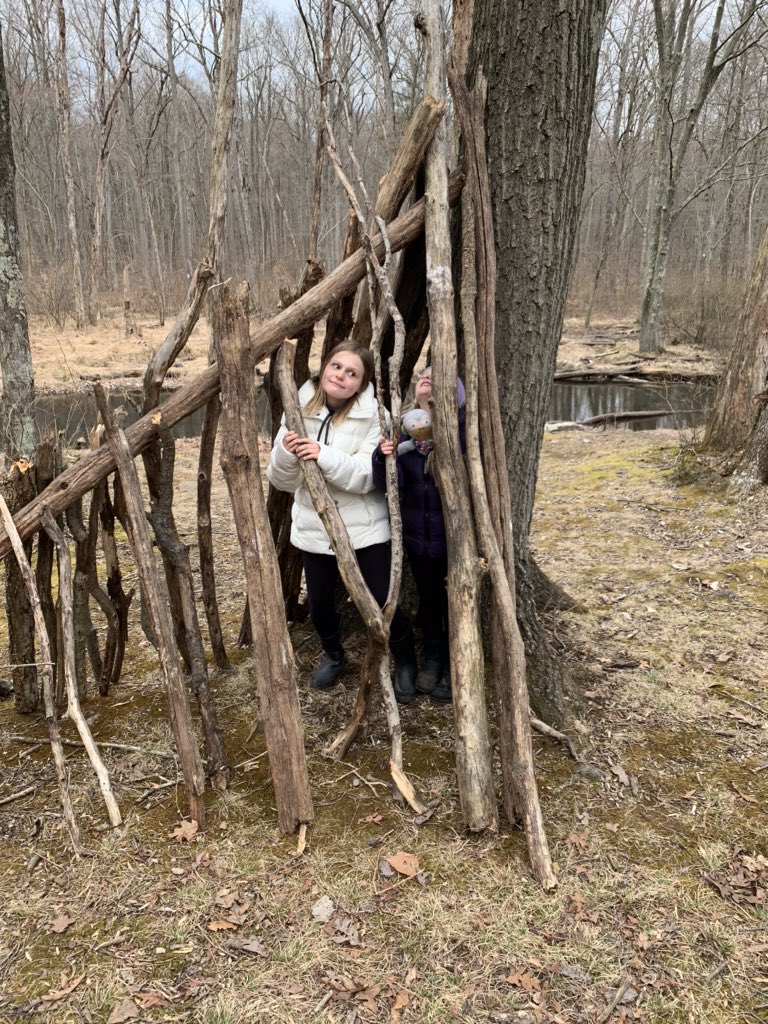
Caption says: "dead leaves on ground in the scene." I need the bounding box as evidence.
[322,969,415,1021]
[706,847,768,907]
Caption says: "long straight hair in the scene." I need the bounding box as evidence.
[303,342,375,424]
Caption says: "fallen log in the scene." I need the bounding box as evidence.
[579,409,674,427]
[554,364,717,384]
[0,171,464,560]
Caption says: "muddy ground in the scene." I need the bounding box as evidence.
[0,316,766,1023]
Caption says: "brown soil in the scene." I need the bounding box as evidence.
[0,324,766,1024]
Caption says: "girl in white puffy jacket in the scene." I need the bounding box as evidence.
[267,342,417,700]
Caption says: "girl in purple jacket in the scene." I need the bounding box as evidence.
[372,367,465,705]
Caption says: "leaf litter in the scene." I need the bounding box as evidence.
[2,424,768,1022]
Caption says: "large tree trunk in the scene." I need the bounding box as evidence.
[706,223,768,451]
[471,0,607,725]
[0,24,36,462]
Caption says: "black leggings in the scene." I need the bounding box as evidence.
[303,543,410,651]
[408,552,449,642]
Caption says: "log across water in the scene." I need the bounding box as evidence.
[549,379,714,430]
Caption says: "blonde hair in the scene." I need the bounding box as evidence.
[303,343,375,424]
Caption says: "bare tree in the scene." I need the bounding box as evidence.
[638,0,768,354]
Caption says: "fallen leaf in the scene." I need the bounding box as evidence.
[355,983,382,1013]
[362,814,383,824]
[41,973,86,1003]
[311,895,336,923]
[136,991,171,1009]
[387,851,420,877]
[49,914,76,934]
[107,998,140,1023]
[227,936,268,956]
[170,819,199,842]
[207,919,237,931]
[378,858,396,879]
[505,968,542,993]
[391,988,411,1022]
[215,889,237,909]
[609,763,630,787]
[565,832,587,851]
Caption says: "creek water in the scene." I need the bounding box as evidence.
[34,378,714,446]
[33,386,272,447]
[548,380,714,430]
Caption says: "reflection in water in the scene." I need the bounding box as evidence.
[549,381,714,431]
[36,379,713,445]
[34,386,272,446]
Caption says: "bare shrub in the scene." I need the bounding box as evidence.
[25,267,74,328]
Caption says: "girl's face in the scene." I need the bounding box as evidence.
[415,367,432,403]
[321,350,366,407]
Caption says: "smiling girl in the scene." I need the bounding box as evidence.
[267,342,417,695]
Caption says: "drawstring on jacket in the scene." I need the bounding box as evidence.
[317,410,333,447]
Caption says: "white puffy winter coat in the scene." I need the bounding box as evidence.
[266,380,391,555]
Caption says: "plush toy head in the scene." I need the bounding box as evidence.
[402,407,432,442]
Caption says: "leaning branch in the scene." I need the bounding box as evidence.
[0,173,465,561]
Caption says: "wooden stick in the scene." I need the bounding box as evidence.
[214,284,314,834]
[6,735,176,758]
[450,67,556,886]
[421,5,497,833]
[0,171,466,561]
[93,383,207,827]
[0,494,83,857]
[0,785,35,807]
[41,510,123,828]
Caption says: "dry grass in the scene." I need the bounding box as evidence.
[1,355,767,1021]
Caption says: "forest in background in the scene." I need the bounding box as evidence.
[2,0,767,350]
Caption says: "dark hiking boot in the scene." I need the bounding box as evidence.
[390,629,418,705]
[311,649,345,690]
[415,643,443,695]
[430,666,452,705]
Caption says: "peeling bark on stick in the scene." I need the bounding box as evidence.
[0,494,83,856]
[214,284,313,834]
[93,384,206,827]
[41,511,122,829]
[420,1,497,833]
[451,68,555,888]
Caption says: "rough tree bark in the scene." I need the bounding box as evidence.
[0,23,36,461]
[215,285,314,834]
[706,222,768,452]
[420,1,497,833]
[471,0,608,726]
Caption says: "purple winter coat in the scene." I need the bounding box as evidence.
[372,407,466,560]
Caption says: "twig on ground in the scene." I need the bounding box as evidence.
[137,779,180,803]
[329,763,389,798]
[296,823,307,856]
[530,715,579,760]
[6,735,175,758]
[0,786,35,807]
[596,978,631,1024]
[704,960,728,983]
